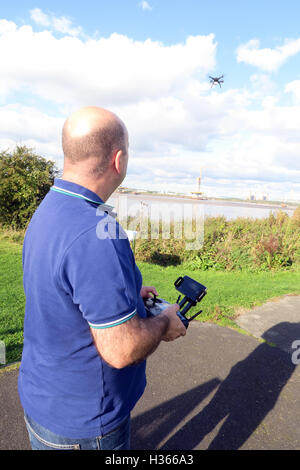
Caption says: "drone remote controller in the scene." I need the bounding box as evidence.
[144,276,207,329]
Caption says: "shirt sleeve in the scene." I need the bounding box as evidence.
[59,224,138,329]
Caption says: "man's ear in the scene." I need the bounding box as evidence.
[114,150,125,174]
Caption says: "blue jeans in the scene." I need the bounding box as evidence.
[24,412,131,450]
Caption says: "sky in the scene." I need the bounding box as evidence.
[1,1,300,201]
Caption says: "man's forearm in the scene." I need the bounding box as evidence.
[129,313,170,365]
[90,312,170,369]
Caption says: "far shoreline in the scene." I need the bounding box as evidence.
[113,191,298,212]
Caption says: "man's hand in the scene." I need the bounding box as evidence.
[161,303,187,342]
[140,286,158,299]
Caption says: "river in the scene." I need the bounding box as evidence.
[107,193,296,221]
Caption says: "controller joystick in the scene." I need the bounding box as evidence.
[143,276,207,329]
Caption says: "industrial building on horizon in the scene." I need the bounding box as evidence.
[247,191,268,201]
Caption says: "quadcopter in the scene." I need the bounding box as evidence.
[209,75,224,88]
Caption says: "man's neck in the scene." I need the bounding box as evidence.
[61,173,116,203]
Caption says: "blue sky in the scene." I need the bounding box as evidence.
[4,1,300,42]
[1,1,300,201]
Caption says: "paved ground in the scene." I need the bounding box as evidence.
[235,294,300,354]
[1,295,300,450]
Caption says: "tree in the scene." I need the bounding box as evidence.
[0,145,60,229]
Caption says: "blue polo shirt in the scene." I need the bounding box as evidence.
[18,178,147,439]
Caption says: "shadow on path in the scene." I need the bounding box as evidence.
[132,378,221,450]
[132,323,298,450]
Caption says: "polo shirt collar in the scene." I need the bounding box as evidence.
[51,178,114,211]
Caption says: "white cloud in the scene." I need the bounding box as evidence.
[0,20,217,165]
[30,8,50,27]
[0,23,216,106]
[0,104,63,161]
[0,104,62,142]
[30,8,83,37]
[0,19,17,34]
[139,1,152,11]
[236,38,300,72]
[250,73,277,94]
[285,80,300,103]
[0,17,299,200]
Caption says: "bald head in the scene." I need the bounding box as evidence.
[62,107,128,177]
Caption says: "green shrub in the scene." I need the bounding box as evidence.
[0,146,59,229]
[132,211,300,272]
[292,207,300,226]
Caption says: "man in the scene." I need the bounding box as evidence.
[18,106,186,450]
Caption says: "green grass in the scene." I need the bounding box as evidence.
[1,239,300,365]
[0,240,25,364]
[138,261,300,329]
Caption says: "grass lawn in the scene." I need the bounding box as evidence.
[138,262,300,329]
[0,240,24,364]
[1,239,300,365]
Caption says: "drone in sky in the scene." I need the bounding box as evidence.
[209,74,224,88]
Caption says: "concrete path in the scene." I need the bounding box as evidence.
[235,294,300,354]
[131,321,300,450]
[1,296,300,450]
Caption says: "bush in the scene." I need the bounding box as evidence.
[132,211,300,272]
[0,146,59,229]
[292,207,300,226]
